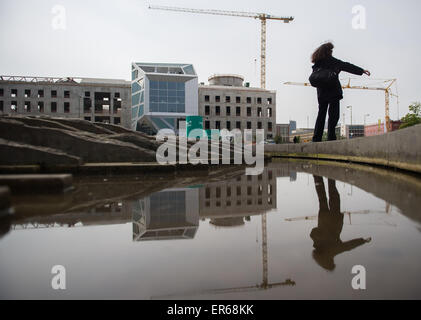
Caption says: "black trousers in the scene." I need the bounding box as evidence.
[313,99,340,142]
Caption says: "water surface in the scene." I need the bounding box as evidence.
[1,160,421,299]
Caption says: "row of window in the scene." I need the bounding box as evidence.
[150,80,185,91]
[205,184,274,198]
[0,100,70,113]
[204,120,273,131]
[203,94,273,105]
[0,88,121,99]
[203,105,273,117]
[0,88,70,99]
[204,197,273,208]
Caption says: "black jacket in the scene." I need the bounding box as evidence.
[313,56,364,101]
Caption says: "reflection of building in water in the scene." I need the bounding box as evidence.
[132,188,199,241]
[200,165,283,226]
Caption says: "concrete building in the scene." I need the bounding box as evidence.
[340,124,365,139]
[131,62,198,135]
[198,74,276,140]
[289,120,297,134]
[199,165,281,227]
[0,75,131,128]
[365,120,402,137]
[276,124,290,143]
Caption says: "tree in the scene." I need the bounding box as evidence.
[274,135,282,144]
[400,102,421,129]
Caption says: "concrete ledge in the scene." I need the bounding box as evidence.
[0,174,73,193]
[0,186,12,217]
[265,124,421,174]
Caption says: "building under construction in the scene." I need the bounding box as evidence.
[0,76,132,128]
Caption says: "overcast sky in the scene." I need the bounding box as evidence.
[1,0,420,127]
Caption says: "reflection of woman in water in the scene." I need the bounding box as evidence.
[310,175,371,270]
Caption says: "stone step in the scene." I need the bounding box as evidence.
[0,174,73,194]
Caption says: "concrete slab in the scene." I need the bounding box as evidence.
[0,174,73,194]
[265,124,421,174]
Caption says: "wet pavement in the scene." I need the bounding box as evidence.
[1,159,421,299]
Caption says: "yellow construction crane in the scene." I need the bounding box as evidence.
[148,5,294,89]
[284,78,398,132]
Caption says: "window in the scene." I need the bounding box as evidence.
[226,121,231,130]
[247,107,251,117]
[247,186,252,196]
[215,106,220,116]
[225,96,231,103]
[226,106,231,116]
[84,116,91,121]
[84,98,92,113]
[236,107,241,116]
[268,122,273,132]
[114,92,120,98]
[205,188,211,199]
[64,102,70,113]
[149,80,185,113]
[114,117,121,125]
[0,101,4,112]
[51,90,57,98]
[38,90,44,98]
[257,107,262,117]
[246,97,251,104]
[215,121,221,130]
[37,101,44,112]
[215,96,220,103]
[11,89,17,98]
[247,121,252,129]
[51,102,57,113]
[24,101,31,112]
[258,122,262,129]
[205,105,210,115]
[11,101,17,112]
[227,187,231,197]
[257,97,262,104]
[236,96,241,103]
[64,91,70,98]
[236,121,241,129]
[85,91,90,97]
[205,120,210,130]
[25,89,31,98]
[205,95,210,102]
[237,186,241,196]
[0,88,3,97]
[267,108,272,117]
[267,97,272,105]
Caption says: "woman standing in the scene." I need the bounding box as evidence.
[311,42,370,142]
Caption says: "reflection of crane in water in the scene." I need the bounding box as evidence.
[152,214,295,299]
[205,214,295,296]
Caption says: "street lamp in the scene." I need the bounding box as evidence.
[347,106,353,126]
[364,114,370,126]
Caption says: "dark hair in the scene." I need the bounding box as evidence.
[311,42,334,63]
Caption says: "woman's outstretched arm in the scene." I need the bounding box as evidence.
[334,58,370,76]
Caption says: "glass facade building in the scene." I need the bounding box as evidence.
[131,62,198,134]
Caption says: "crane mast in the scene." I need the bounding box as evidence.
[148,5,294,89]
